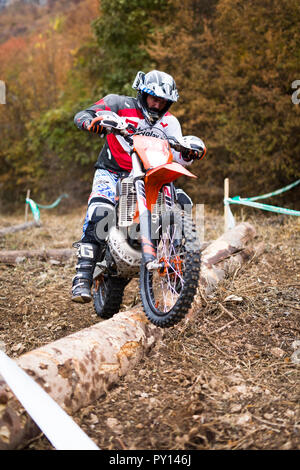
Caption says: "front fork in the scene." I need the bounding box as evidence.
[135,178,157,265]
[132,152,157,266]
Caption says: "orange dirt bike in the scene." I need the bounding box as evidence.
[91,114,205,327]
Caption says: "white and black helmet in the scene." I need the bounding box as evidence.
[132,70,179,125]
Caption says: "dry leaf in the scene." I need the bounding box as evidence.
[224,295,243,302]
[270,347,285,358]
[106,418,123,435]
[236,412,252,425]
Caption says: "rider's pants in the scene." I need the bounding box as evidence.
[81,169,119,244]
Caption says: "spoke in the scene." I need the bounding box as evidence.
[166,275,179,298]
[150,218,187,313]
[161,279,169,312]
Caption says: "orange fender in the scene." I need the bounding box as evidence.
[144,162,197,211]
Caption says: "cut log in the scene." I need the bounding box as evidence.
[0,222,257,450]
[0,221,41,238]
[0,308,162,450]
[200,222,257,294]
[0,248,75,264]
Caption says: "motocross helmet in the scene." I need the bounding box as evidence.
[132,70,179,125]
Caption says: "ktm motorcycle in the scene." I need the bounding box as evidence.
[91,113,205,328]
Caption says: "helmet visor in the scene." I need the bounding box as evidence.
[139,83,178,103]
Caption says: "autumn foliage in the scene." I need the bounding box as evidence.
[0,0,299,210]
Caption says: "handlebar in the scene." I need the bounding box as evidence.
[95,112,205,156]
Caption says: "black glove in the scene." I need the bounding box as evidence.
[181,149,202,162]
[87,116,105,135]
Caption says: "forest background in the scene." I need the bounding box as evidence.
[0,0,299,212]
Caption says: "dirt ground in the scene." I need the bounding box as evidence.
[0,205,299,451]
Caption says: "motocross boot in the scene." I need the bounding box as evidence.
[71,242,101,303]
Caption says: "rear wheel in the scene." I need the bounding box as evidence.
[140,211,201,327]
[93,275,129,319]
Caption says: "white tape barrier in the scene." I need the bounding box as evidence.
[0,350,99,450]
[224,201,236,230]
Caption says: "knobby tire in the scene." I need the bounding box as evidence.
[93,275,129,319]
[140,210,201,327]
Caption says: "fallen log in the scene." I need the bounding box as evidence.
[0,308,162,450]
[0,221,41,238]
[0,248,75,264]
[0,222,257,450]
[200,222,257,294]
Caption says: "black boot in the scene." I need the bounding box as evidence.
[71,242,100,304]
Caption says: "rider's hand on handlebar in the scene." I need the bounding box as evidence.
[180,136,206,162]
[182,148,203,162]
[87,116,105,135]
[88,113,129,135]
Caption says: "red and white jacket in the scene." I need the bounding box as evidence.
[74,94,190,174]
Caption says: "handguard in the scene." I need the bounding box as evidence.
[180,135,206,161]
[88,112,129,135]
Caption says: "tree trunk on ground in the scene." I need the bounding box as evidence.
[0,222,256,268]
[0,222,257,450]
[0,221,41,238]
[0,248,74,264]
[0,308,162,450]
[200,222,257,294]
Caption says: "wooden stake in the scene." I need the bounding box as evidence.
[224,178,229,232]
[25,189,30,223]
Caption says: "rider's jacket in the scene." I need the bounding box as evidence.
[74,94,189,174]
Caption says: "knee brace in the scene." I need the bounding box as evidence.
[82,200,115,244]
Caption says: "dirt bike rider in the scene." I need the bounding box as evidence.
[71,70,206,304]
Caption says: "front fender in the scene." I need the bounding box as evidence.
[144,162,197,211]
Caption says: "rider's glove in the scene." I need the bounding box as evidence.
[181,149,202,162]
[181,136,206,162]
[87,116,105,135]
[88,114,128,136]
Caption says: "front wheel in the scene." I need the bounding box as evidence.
[140,211,201,327]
